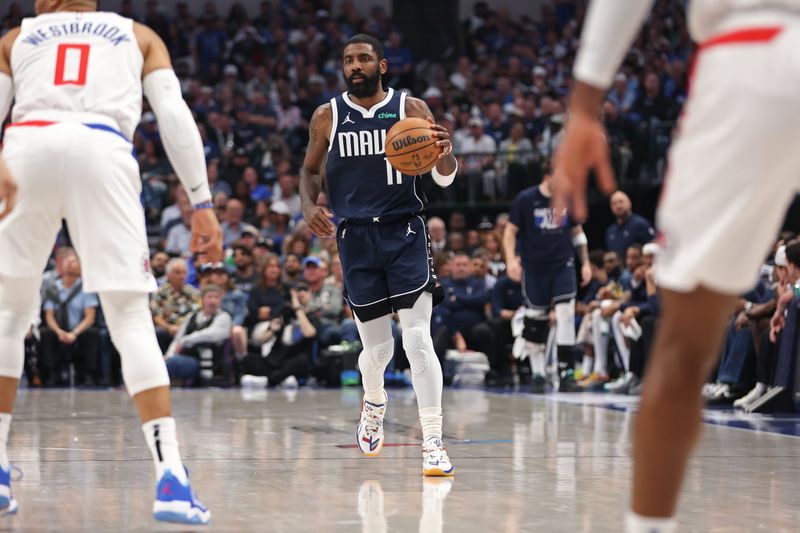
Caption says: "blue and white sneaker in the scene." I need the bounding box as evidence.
[356,391,388,457]
[0,465,18,515]
[422,437,455,477]
[153,469,210,525]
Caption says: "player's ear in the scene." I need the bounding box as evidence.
[379,58,388,75]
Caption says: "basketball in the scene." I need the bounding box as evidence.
[385,117,442,175]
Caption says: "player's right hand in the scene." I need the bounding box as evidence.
[191,207,224,263]
[303,205,336,238]
[0,156,18,221]
[507,256,522,283]
[552,82,616,222]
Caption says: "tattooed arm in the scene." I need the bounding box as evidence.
[300,103,335,238]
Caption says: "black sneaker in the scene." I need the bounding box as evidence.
[558,369,580,392]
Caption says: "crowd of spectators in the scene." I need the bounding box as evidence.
[4,1,796,404]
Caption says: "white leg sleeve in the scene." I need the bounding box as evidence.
[591,308,609,376]
[354,314,394,404]
[555,300,576,346]
[99,291,170,397]
[0,275,39,379]
[611,310,631,372]
[397,293,443,410]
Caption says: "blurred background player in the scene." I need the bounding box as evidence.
[555,1,800,532]
[300,34,458,476]
[504,167,590,392]
[0,0,222,524]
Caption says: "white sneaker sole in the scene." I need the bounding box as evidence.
[153,500,210,525]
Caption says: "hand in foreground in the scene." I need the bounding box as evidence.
[303,205,335,238]
[191,207,224,263]
[427,117,452,159]
[552,82,616,221]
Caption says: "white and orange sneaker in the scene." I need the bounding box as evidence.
[422,437,455,477]
[356,391,388,457]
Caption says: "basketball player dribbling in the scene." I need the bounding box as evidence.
[555,1,800,531]
[0,0,223,524]
[300,34,458,476]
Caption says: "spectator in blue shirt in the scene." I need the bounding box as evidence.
[487,274,523,386]
[605,191,655,258]
[40,252,99,387]
[432,253,495,364]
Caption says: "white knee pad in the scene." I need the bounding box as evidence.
[0,275,39,379]
[359,338,394,374]
[402,326,435,376]
[555,300,576,346]
[99,291,169,397]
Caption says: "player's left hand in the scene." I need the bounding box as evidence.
[581,262,592,287]
[0,156,18,221]
[191,207,224,263]
[427,117,452,159]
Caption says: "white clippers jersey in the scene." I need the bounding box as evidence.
[689,0,800,41]
[10,11,143,140]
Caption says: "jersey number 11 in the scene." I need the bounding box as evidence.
[384,158,403,186]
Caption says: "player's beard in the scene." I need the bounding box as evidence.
[346,70,381,98]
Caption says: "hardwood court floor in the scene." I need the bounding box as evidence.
[3,387,798,532]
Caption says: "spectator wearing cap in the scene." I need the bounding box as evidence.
[261,201,291,253]
[166,284,233,385]
[237,225,260,252]
[605,191,656,259]
[151,258,200,352]
[456,116,497,202]
[302,256,356,347]
[232,243,259,294]
[427,217,447,254]
[272,174,302,219]
[165,202,194,257]
[252,236,274,269]
[138,111,159,142]
[198,262,249,360]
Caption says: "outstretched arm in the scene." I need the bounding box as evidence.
[553,0,655,221]
[405,96,458,186]
[135,23,222,263]
[300,103,336,238]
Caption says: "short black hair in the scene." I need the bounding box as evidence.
[589,249,606,269]
[345,34,384,61]
[785,241,800,267]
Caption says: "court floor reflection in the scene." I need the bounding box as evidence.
[0,387,797,531]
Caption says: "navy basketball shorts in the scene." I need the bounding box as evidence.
[521,259,577,310]
[337,215,436,322]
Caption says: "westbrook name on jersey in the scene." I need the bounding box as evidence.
[325,88,425,220]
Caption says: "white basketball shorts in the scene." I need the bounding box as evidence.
[657,13,800,295]
[0,120,157,293]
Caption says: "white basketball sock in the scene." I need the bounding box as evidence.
[142,417,187,485]
[0,413,10,471]
[625,512,677,533]
[419,406,443,442]
[581,355,593,376]
[526,342,546,376]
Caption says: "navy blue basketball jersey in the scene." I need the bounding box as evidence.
[510,186,576,270]
[325,88,425,220]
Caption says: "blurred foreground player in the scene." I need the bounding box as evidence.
[0,0,222,524]
[301,34,457,476]
[555,1,800,531]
